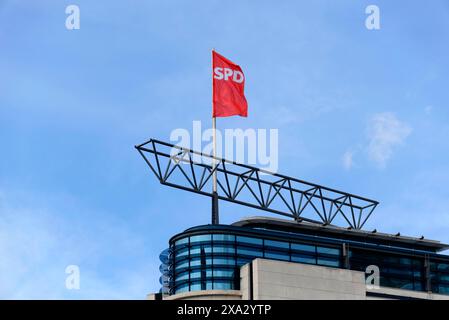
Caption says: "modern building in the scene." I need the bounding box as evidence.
[150,216,449,300]
[136,139,449,300]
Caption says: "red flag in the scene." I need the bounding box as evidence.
[212,51,248,117]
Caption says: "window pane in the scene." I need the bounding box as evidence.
[214,257,235,265]
[438,263,449,272]
[265,240,289,249]
[175,248,189,258]
[317,246,340,256]
[214,281,232,290]
[384,267,413,277]
[414,282,423,291]
[237,258,252,265]
[439,274,449,282]
[190,258,212,267]
[190,235,212,243]
[384,256,400,265]
[190,246,212,255]
[237,247,263,257]
[175,237,189,246]
[439,285,449,294]
[190,271,202,279]
[190,282,202,291]
[265,251,290,261]
[292,254,316,264]
[175,260,189,270]
[237,236,263,246]
[175,284,189,294]
[318,257,340,267]
[213,269,235,277]
[412,259,422,268]
[213,245,235,254]
[291,243,315,253]
[175,272,189,281]
[213,234,235,242]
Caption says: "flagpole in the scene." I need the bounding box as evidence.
[211,49,219,225]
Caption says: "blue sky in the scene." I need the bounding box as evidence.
[1,0,449,299]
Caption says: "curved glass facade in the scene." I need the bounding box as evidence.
[169,229,341,295]
[161,223,449,296]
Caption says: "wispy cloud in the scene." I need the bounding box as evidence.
[342,150,354,170]
[366,112,412,168]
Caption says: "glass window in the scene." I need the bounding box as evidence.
[438,263,449,272]
[237,236,263,246]
[175,271,189,281]
[383,256,400,265]
[413,282,424,291]
[291,254,316,265]
[175,284,189,294]
[175,237,189,246]
[175,247,189,258]
[317,257,340,267]
[237,258,252,265]
[317,246,340,256]
[190,271,204,280]
[439,274,449,282]
[265,240,289,249]
[413,270,423,278]
[214,257,236,265]
[412,259,422,268]
[438,285,449,294]
[213,234,235,242]
[430,262,438,271]
[265,251,290,261]
[213,245,235,254]
[190,282,202,291]
[190,234,212,243]
[385,267,413,277]
[399,258,412,266]
[175,260,189,270]
[190,246,212,255]
[190,258,213,267]
[386,278,414,290]
[213,269,235,277]
[291,243,315,253]
[237,247,263,257]
[214,281,233,290]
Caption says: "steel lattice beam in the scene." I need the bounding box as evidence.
[136,139,379,230]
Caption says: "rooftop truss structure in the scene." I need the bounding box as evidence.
[136,139,379,230]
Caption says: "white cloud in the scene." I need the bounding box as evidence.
[342,150,354,170]
[366,112,412,168]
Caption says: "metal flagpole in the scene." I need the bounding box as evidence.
[211,49,219,224]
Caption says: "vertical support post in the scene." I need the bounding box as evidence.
[342,243,350,269]
[425,254,431,293]
[211,49,219,225]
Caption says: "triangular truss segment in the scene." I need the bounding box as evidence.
[136,139,379,230]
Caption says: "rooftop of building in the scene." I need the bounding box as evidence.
[231,216,449,253]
